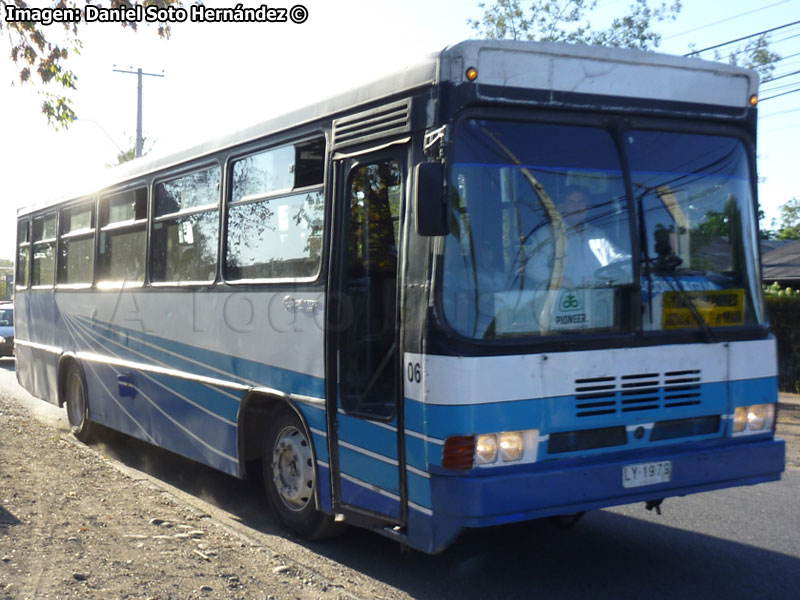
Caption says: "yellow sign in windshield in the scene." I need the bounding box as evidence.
[662,289,745,329]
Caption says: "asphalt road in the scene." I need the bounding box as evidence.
[2,356,799,600]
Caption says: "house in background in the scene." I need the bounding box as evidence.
[761,239,800,288]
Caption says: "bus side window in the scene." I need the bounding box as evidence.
[98,188,148,284]
[16,220,30,289]
[58,201,95,285]
[151,166,221,283]
[31,214,57,287]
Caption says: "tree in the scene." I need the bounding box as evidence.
[468,0,683,50]
[106,136,154,167]
[1,0,180,129]
[775,197,800,240]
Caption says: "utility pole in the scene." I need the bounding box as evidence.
[113,66,165,158]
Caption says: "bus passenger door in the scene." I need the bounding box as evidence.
[328,149,405,525]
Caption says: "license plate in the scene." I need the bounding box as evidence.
[622,460,672,488]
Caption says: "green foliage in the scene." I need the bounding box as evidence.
[711,33,781,82]
[468,0,682,50]
[1,0,181,129]
[105,136,153,167]
[764,286,800,392]
[775,197,800,240]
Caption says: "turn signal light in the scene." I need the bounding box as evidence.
[442,435,475,469]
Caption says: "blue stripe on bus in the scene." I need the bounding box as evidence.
[404,434,429,473]
[316,463,333,513]
[339,475,400,518]
[147,373,240,423]
[728,376,779,408]
[297,403,327,433]
[83,361,240,475]
[337,413,399,461]
[66,313,241,424]
[75,315,326,399]
[407,471,432,509]
[404,376,778,467]
[311,432,329,463]
[338,446,399,494]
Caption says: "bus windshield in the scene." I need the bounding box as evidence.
[441,119,763,339]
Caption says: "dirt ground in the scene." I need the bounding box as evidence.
[0,386,366,600]
[1,378,798,599]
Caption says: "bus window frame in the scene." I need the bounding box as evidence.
[221,133,328,287]
[96,183,149,290]
[16,218,31,290]
[31,211,58,290]
[56,197,97,290]
[430,108,768,354]
[150,160,223,288]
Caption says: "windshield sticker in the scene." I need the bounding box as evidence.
[661,289,745,329]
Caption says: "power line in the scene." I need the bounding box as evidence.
[721,32,800,60]
[760,107,800,119]
[761,86,800,101]
[685,20,800,56]
[664,1,793,41]
[765,68,800,83]
[774,51,800,63]
[762,79,800,93]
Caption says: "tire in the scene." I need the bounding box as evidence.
[262,410,344,540]
[64,362,96,443]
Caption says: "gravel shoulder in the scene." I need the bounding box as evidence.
[0,363,385,600]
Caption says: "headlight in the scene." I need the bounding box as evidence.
[733,404,776,436]
[476,434,498,464]
[0,337,5,344]
[443,429,540,469]
[748,404,774,431]
[499,431,524,461]
[733,406,748,433]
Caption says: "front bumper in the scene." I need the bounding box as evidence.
[431,437,785,527]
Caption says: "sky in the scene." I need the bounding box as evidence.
[1,0,799,260]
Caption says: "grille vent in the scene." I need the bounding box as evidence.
[332,99,411,149]
[574,370,702,417]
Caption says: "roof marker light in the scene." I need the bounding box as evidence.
[466,67,478,82]
[749,94,758,107]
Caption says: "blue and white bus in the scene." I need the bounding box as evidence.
[15,40,785,553]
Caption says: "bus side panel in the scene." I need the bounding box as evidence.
[46,289,326,478]
[296,403,333,513]
[15,291,60,406]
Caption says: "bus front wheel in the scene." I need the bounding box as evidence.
[262,410,344,540]
[64,363,96,443]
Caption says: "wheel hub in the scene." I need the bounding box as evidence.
[66,373,85,429]
[272,426,314,511]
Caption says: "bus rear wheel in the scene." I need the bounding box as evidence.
[262,410,344,541]
[64,363,96,443]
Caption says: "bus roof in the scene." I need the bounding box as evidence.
[18,39,758,217]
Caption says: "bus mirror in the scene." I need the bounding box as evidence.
[415,162,449,236]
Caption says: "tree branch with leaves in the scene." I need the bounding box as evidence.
[468,0,682,50]
[1,0,180,129]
